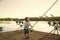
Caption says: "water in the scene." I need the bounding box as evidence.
[0,21,60,34]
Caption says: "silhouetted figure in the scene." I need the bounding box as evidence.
[53,21,56,26]
[19,21,21,24]
[20,21,23,28]
[48,21,51,26]
[22,22,23,24]
[16,18,19,24]
[20,22,23,27]
[58,22,60,25]
[54,24,58,30]
[50,22,60,35]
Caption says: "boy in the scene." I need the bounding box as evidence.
[24,17,32,39]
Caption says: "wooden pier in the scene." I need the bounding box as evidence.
[0,30,60,40]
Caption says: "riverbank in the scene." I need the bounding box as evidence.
[0,30,60,40]
[0,16,60,21]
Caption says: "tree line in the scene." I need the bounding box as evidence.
[0,17,60,21]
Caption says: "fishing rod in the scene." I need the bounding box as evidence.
[45,15,55,26]
[50,14,56,17]
[30,0,58,30]
[50,14,59,24]
[45,15,56,21]
[50,14,58,21]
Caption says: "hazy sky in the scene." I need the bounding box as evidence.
[0,0,60,18]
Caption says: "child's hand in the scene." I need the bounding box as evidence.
[31,26,33,28]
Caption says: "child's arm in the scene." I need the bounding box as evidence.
[29,22,33,28]
[29,23,33,32]
[30,24,33,28]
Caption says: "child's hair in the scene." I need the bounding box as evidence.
[25,17,28,21]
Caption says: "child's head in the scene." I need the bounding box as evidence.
[25,17,30,22]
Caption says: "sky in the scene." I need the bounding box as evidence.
[0,0,60,18]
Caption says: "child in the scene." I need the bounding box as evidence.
[24,17,32,39]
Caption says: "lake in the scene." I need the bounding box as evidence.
[0,21,60,34]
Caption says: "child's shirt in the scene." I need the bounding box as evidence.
[24,21,31,29]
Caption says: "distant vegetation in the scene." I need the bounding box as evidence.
[0,17,60,21]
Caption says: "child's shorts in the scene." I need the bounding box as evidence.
[24,29,29,35]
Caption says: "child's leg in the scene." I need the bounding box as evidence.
[27,33,30,38]
[24,29,27,38]
[24,34,26,38]
[24,29,30,38]
[26,29,30,38]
